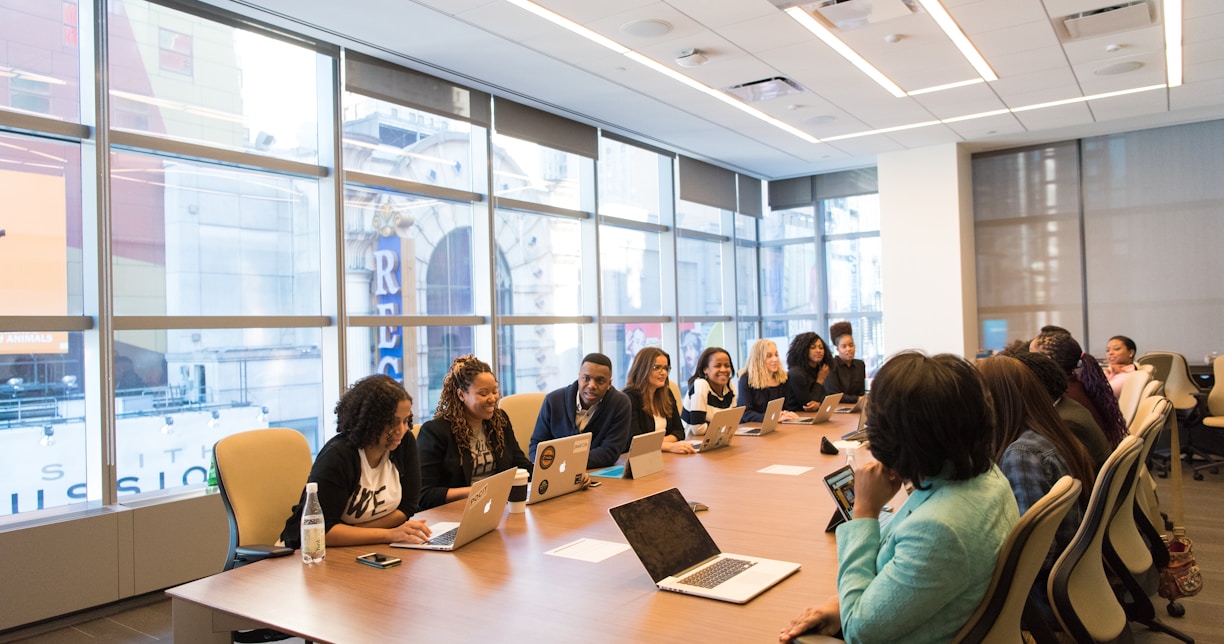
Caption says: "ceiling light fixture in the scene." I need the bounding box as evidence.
[784,7,907,97]
[1010,83,1165,112]
[907,78,985,95]
[675,49,708,67]
[1163,0,1182,87]
[503,0,628,54]
[915,0,997,81]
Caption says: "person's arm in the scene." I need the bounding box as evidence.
[324,510,430,546]
[779,596,841,642]
[786,367,817,411]
[662,389,696,454]
[739,373,766,423]
[998,442,1056,516]
[587,391,632,469]
[416,420,460,510]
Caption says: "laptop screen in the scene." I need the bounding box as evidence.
[609,488,721,583]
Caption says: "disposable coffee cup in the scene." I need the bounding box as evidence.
[508,468,529,513]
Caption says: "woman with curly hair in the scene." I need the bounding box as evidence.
[417,355,532,510]
[280,374,432,547]
[738,339,799,423]
[1030,331,1127,446]
[624,347,696,454]
[786,332,832,412]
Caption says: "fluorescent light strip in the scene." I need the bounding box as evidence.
[502,0,628,54]
[1010,84,1166,112]
[821,120,942,142]
[1164,0,1183,87]
[907,78,984,96]
[916,0,997,82]
[940,108,1011,124]
[784,7,906,98]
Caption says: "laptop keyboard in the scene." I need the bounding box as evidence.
[678,558,756,588]
[427,527,458,546]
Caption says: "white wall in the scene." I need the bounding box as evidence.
[879,143,978,359]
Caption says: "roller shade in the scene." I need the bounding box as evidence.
[493,97,598,159]
[678,156,736,211]
[345,52,491,126]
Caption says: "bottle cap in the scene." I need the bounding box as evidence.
[305,482,318,493]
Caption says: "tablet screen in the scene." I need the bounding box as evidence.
[822,465,856,521]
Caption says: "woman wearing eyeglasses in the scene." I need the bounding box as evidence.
[417,355,533,510]
[624,347,696,454]
[280,374,432,547]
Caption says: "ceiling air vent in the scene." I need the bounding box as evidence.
[1061,0,1154,40]
[724,77,805,103]
[812,0,918,31]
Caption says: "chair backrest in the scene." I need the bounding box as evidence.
[1048,435,1142,643]
[499,392,547,457]
[1141,378,1162,400]
[668,380,682,410]
[1138,352,1198,410]
[1109,397,1172,576]
[954,476,1082,644]
[214,428,313,570]
[1209,355,1224,417]
[1118,369,1152,430]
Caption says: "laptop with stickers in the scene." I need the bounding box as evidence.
[391,466,515,551]
[688,406,744,452]
[590,429,665,479]
[609,487,800,604]
[736,397,784,436]
[527,432,591,505]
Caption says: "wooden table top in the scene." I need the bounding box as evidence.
[168,412,872,643]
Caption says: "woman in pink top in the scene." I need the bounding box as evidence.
[1103,335,1137,398]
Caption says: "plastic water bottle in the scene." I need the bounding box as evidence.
[300,482,326,564]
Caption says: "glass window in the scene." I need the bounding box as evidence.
[823,194,880,235]
[343,186,478,317]
[346,324,478,422]
[825,237,882,314]
[599,225,662,317]
[108,0,322,162]
[492,134,586,211]
[602,323,665,388]
[0,0,81,121]
[500,323,586,396]
[110,151,321,316]
[676,322,730,387]
[0,332,86,516]
[495,209,583,317]
[761,206,815,243]
[735,243,759,317]
[342,93,488,194]
[598,139,667,224]
[111,328,323,499]
[760,243,818,316]
[676,200,725,235]
[676,237,723,316]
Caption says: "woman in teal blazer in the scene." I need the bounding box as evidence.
[780,352,1019,644]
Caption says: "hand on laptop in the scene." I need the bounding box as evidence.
[663,439,697,454]
[779,596,840,642]
[850,462,901,520]
[779,410,800,423]
[388,518,432,544]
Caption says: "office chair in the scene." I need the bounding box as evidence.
[954,476,1081,644]
[1118,369,1152,431]
[1189,355,1224,480]
[1137,352,1199,413]
[213,428,313,571]
[498,392,547,458]
[1048,436,1142,643]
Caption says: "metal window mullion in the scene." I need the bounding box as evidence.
[324,51,346,409]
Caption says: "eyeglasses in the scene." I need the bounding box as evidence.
[651,364,672,372]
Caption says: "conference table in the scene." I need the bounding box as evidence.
[168,411,880,643]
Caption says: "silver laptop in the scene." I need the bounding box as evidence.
[836,393,868,414]
[527,432,591,505]
[391,467,515,551]
[736,397,783,436]
[841,400,869,441]
[787,392,842,425]
[590,429,665,479]
[688,406,744,452]
[609,488,801,604]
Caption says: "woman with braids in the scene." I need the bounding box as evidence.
[785,332,832,412]
[977,355,1094,629]
[417,355,532,510]
[1030,331,1128,447]
[280,374,432,547]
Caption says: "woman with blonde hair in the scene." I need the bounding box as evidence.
[417,355,531,510]
[624,347,696,454]
[737,339,799,423]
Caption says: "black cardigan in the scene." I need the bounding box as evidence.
[624,387,685,443]
[416,410,532,510]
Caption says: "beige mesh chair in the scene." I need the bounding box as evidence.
[954,476,1081,644]
[1190,354,1224,479]
[1048,436,1142,643]
[1137,352,1199,413]
[499,392,546,458]
[213,428,313,571]
[1118,369,1152,431]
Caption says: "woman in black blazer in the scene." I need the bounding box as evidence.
[417,355,531,510]
[623,347,696,454]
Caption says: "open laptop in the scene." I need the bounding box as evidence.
[840,402,869,441]
[391,466,515,551]
[609,487,801,604]
[590,429,665,479]
[836,393,868,414]
[688,406,744,452]
[527,432,591,505]
[786,392,842,425]
[736,397,783,436]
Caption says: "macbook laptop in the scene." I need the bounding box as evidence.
[840,402,869,442]
[688,406,744,452]
[527,432,591,505]
[836,393,868,414]
[736,397,783,436]
[590,429,665,479]
[609,487,801,604]
[391,466,515,551]
[788,392,842,425]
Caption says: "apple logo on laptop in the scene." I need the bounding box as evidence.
[482,499,492,514]
[559,460,567,473]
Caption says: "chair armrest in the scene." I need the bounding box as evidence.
[235,544,294,564]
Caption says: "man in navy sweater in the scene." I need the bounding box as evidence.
[529,353,632,470]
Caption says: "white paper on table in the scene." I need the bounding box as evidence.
[545,538,630,562]
[833,440,863,450]
[757,464,814,476]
